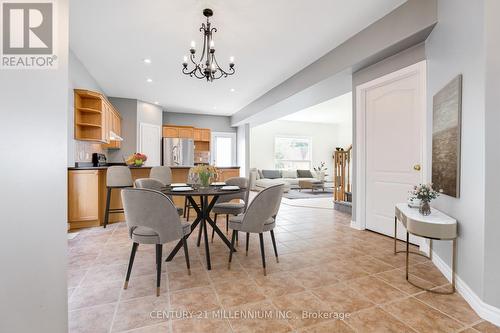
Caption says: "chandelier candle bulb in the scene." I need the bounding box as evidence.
[183,56,188,66]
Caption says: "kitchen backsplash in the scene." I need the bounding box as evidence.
[75,141,105,162]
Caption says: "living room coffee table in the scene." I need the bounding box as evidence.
[298,179,325,192]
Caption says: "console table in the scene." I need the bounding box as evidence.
[394,203,458,294]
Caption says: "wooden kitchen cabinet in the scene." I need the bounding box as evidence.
[74,89,121,146]
[193,128,202,141]
[201,128,211,142]
[163,126,179,138]
[218,168,240,181]
[68,170,99,229]
[178,127,194,139]
[103,104,122,149]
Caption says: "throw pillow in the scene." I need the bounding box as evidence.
[262,170,281,179]
[281,170,297,178]
[297,169,314,178]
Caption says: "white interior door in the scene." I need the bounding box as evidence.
[139,123,161,166]
[211,132,236,167]
[357,62,426,240]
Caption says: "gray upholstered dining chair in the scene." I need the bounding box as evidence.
[150,166,172,185]
[227,184,284,276]
[210,177,249,242]
[134,178,184,216]
[104,166,133,228]
[121,188,192,297]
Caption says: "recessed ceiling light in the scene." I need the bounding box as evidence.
[146,78,153,83]
[213,106,217,110]
[230,88,235,92]
[154,101,159,105]
[143,58,152,64]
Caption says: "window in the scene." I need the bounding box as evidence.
[211,132,236,167]
[274,136,312,170]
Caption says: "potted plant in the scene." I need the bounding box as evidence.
[125,153,147,167]
[313,162,328,181]
[191,165,219,188]
[410,183,439,216]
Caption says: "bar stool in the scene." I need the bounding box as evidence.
[150,166,172,184]
[103,166,133,228]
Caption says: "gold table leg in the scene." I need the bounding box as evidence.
[394,215,431,259]
[405,234,456,294]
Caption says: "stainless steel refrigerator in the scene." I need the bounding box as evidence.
[162,138,194,166]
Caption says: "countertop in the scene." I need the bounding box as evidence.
[68,164,240,171]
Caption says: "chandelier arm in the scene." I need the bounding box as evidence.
[189,53,198,66]
[212,56,234,76]
[192,68,205,79]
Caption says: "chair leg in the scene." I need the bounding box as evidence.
[124,242,138,289]
[182,236,191,275]
[103,187,112,228]
[186,204,190,220]
[226,214,229,234]
[236,230,239,247]
[211,214,217,242]
[259,233,266,276]
[228,230,236,270]
[245,233,250,256]
[155,244,162,297]
[270,230,279,263]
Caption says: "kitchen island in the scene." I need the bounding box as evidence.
[67,165,240,230]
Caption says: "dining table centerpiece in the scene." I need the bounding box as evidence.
[410,183,439,216]
[125,153,147,167]
[191,165,219,188]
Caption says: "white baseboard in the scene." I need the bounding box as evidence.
[350,220,365,230]
[432,251,500,326]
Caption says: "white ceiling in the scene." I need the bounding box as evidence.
[281,92,352,124]
[70,0,405,116]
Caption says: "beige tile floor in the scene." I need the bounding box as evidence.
[67,203,500,333]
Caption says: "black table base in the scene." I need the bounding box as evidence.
[165,194,236,270]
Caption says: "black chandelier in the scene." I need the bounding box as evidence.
[182,8,235,82]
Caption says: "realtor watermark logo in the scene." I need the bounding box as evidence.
[1,0,57,69]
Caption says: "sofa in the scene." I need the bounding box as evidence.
[249,168,322,192]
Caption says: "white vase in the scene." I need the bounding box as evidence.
[316,171,325,181]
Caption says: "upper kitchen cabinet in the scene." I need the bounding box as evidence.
[102,103,122,149]
[74,89,105,142]
[178,127,194,139]
[201,128,211,142]
[163,126,179,138]
[163,125,194,139]
[74,89,122,146]
[193,128,202,141]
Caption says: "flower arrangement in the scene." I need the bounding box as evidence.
[191,165,219,187]
[313,162,327,172]
[410,183,439,215]
[125,153,147,167]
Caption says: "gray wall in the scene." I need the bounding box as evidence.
[107,98,138,163]
[0,1,69,331]
[426,0,486,303]
[231,0,437,126]
[484,0,500,308]
[163,112,235,133]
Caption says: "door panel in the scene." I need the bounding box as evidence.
[364,67,424,239]
[139,123,161,166]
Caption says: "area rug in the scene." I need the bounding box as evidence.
[283,188,334,199]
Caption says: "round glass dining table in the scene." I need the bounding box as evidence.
[161,185,246,270]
